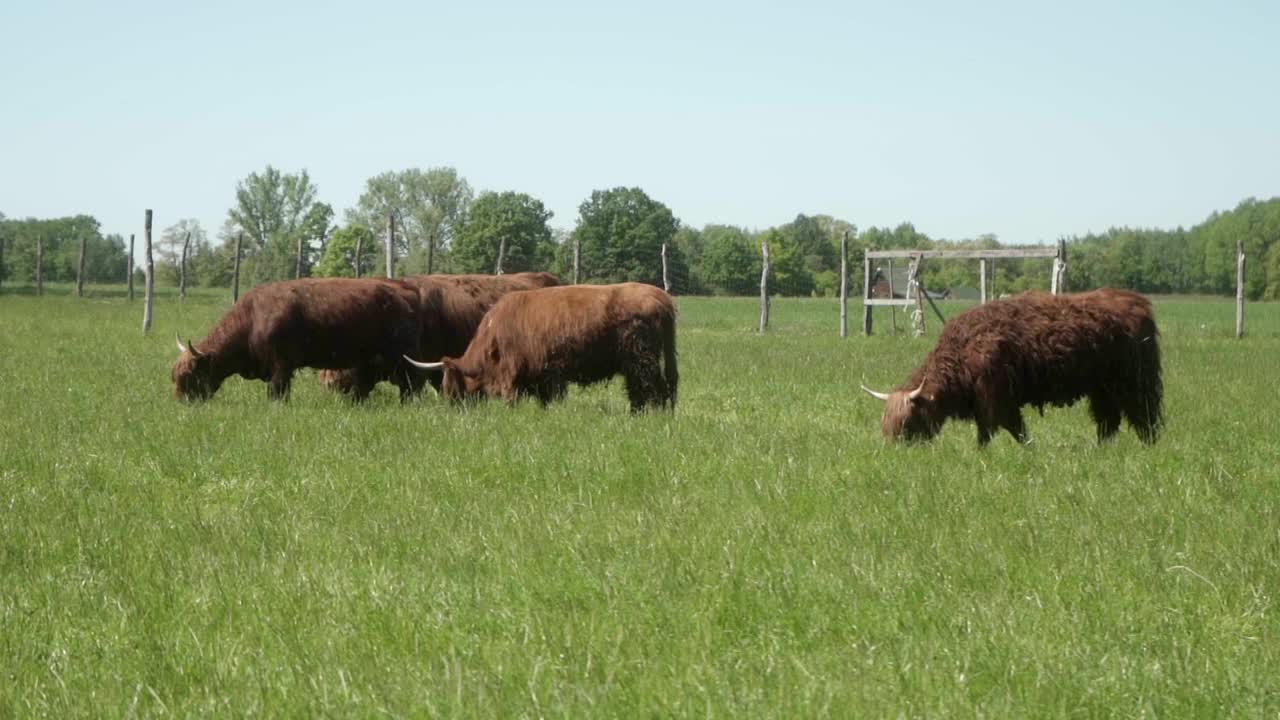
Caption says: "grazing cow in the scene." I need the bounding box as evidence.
[861,288,1163,445]
[173,277,425,402]
[405,282,678,412]
[316,272,561,396]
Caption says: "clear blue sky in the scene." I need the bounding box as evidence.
[2,0,1276,247]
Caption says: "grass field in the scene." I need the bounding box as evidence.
[2,284,1278,717]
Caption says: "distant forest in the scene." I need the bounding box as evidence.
[3,167,1278,300]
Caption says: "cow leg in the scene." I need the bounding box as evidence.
[624,367,661,413]
[1002,411,1029,444]
[268,367,294,401]
[1089,393,1122,442]
[393,366,424,404]
[348,367,377,403]
[1121,394,1160,445]
[976,422,995,446]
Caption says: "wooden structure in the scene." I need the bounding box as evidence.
[758,239,771,333]
[661,242,670,293]
[1237,239,1246,339]
[232,232,243,301]
[127,234,135,300]
[142,210,155,334]
[862,241,1066,336]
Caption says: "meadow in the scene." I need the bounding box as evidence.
[1,285,1278,717]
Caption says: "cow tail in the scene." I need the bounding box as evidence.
[662,310,679,410]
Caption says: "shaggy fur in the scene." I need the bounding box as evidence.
[866,288,1163,445]
[173,277,425,402]
[317,272,561,395]
[427,282,678,412]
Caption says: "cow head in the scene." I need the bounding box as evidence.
[861,377,943,442]
[172,335,220,402]
[403,355,484,403]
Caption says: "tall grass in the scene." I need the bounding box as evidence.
[1,286,1278,717]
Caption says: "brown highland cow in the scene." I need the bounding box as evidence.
[405,282,678,412]
[317,272,561,396]
[173,277,426,402]
[862,288,1163,445]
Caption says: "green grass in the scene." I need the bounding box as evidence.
[2,284,1279,717]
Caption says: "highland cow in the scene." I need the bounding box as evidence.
[405,282,678,412]
[861,289,1162,445]
[316,272,561,396]
[173,277,426,402]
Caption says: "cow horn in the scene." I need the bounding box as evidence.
[403,355,445,371]
[907,377,927,400]
[177,335,203,357]
[860,385,891,402]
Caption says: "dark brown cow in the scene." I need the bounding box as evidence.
[862,288,1163,445]
[316,272,561,396]
[405,282,678,412]
[173,277,426,402]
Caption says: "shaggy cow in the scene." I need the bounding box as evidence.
[316,272,561,396]
[861,288,1163,445]
[405,282,678,412]
[173,277,425,402]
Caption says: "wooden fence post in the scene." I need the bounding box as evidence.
[76,232,87,297]
[295,235,304,279]
[36,234,44,296]
[495,237,507,275]
[661,242,670,293]
[1055,239,1068,294]
[354,233,363,278]
[179,231,190,301]
[127,234,135,301]
[143,210,154,334]
[909,257,925,337]
[979,258,987,304]
[839,232,848,338]
[888,259,898,334]
[572,236,581,284]
[386,212,395,278]
[862,256,872,336]
[758,239,770,333]
[232,232,242,302]
[1237,239,1246,339]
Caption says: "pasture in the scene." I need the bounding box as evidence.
[1,286,1278,717]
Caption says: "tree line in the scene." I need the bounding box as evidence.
[3,170,1279,300]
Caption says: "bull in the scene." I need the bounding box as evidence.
[405,282,678,412]
[173,277,426,402]
[861,288,1163,445]
[316,272,561,396]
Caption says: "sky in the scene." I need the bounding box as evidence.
[2,0,1277,249]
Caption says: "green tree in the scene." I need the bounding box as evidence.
[785,213,838,273]
[224,165,321,284]
[315,225,378,278]
[573,187,678,285]
[157,219,207,286]
[452,191,553,274]
[700,225,759,295]
[345,168,473,274]
[0,215,125,285]
[670,226,708,294]
[762,228,814,296]
[295,202,335,277]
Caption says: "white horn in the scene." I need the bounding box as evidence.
[403,355,445,370]
[907,376,927,400]
[176,334,188,354]
[860,384,891,402]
